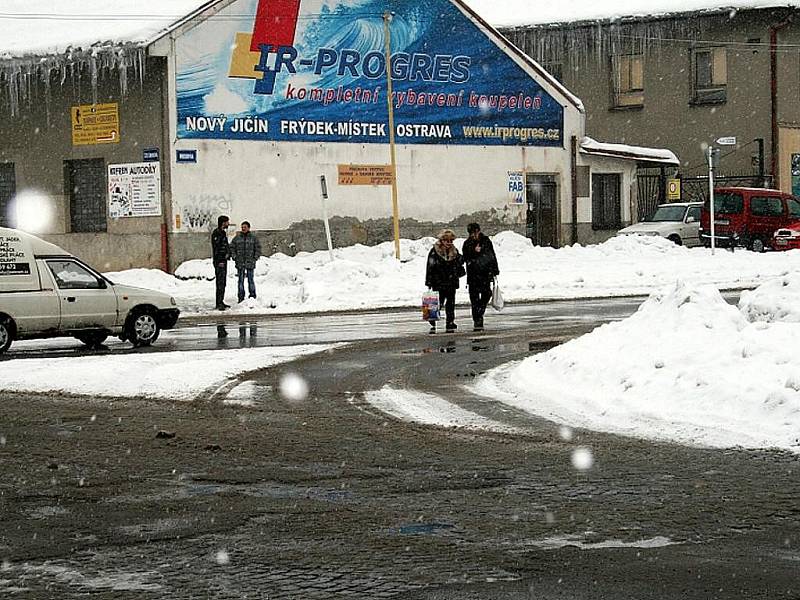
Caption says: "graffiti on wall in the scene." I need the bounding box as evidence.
[174,194,234,232]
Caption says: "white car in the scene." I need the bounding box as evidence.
[0,227,179,354]
[617,202,703,247]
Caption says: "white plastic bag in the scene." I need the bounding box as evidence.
[491,280,504,311]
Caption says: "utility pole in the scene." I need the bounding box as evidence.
[383,11,401,260]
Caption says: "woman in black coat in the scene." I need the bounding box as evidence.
[424,229,465,333]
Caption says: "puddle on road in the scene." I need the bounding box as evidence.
[396,522,456,535]
[398,340,544,356]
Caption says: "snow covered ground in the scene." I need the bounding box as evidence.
[0,345,334,401]
[107,232,800,317]
[472,276,800,454]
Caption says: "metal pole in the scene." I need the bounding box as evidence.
[383,11,401,260]
[319,175,334,262]
[708,146,716,256]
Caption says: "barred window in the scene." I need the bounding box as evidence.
[65,158,106,233]
[0,162,15,227]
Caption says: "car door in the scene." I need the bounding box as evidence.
[45,259,118,330]
[682,205,701,246]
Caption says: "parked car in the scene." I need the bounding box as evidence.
[0,227,179,354]
[699,187,800,252]
[617,202,703,246]
[772,222,800,251]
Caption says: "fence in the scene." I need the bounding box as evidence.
[636,169,772,220]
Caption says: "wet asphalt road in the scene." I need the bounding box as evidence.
[1,295,799,599]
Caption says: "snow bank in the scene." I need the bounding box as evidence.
[474,279,800,452]
[0,345,333,401]
[106,231,800,317]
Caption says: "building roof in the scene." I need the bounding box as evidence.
[580,137,680,166]
[1,0,799,59]
[465,0,800,28]
[0,0,215,58]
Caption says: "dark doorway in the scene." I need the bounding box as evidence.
[525,175,558,247]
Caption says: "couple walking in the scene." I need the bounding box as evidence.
[211,215,262,311]
[424,223,500,333]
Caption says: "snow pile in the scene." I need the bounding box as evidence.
[474,279,800,452]
[106,231,800,316]
[738,272,800,323]
[0,345,332,401]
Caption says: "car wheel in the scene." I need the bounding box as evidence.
[75,331,109,348]
[667,234,682,246]
[749,238,766,253]
[0,316,14,354]
[127,309,160,347]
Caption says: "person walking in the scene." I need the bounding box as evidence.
[230,221,262,303]
[424,229,465,333]
[462,222,499,331]
[211,215,231,311]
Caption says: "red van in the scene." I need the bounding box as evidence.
[699,187,800,251]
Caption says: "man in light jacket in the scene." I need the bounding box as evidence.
[230,221,262,303]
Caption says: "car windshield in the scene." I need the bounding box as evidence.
[645,205,687,222]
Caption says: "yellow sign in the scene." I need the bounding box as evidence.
[338,164,395,186]
[71,103,120,146]
[666,178,681,201]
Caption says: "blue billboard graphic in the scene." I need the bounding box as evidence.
[175,0,564,146]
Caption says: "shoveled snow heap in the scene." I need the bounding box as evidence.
[473,277,800,453]
[107,232,800,316]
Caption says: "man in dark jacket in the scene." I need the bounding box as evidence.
[462,223,499,331]
[211,215,230,311]
[230,221,262,303]
[425,229,465,333]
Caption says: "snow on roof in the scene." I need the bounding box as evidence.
[463,0,800,28]
[580,136,680,165]
[0,0,215,58]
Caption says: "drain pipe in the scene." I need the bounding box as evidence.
[571,135,578,245]
[770,15,792,187]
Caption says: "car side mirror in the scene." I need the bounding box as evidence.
[686,216,696,223]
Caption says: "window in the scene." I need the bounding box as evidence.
[592,173,622,229]
[750,196,784,217]
[687,206,702,221]
[788,198,800,218]
[65,158,106,233]
[0,162,15,227]
[47,260,103,289]
[705,193,743,214]
[692,47,727,104]
[611,53,644,107]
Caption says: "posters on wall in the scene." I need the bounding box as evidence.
[0,232,30,276]
[175,0,564,146]
[107,163,162,218]
[507,171,525,204]
[71,103,120,146]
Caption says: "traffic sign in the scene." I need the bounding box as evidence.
[716,137,737,146]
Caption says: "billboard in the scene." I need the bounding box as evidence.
[175,0,564,146]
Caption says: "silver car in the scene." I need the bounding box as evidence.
[617,202,703,247]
